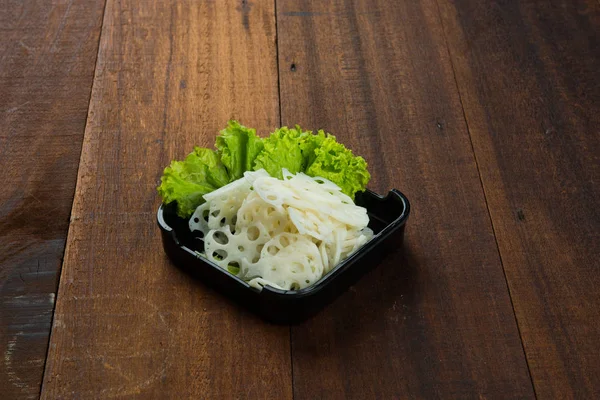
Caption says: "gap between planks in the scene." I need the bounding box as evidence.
[38,0,110,398]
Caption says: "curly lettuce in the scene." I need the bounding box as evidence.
[253,127,369,198]
[158,121,370,217]
[158,147,228,217]
[253,126,308,178]
[304,133,370,199]
[216,121,264,181]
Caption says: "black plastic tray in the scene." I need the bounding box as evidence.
[157,189,410,324]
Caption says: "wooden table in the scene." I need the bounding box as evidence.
[1,0,598,398]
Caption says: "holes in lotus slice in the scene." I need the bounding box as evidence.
[201,176,255,231]
[213,230,229,245]
[245,233,323,290]
[246,226,260,241]
[237,192,291,237]
[189,202,211,236]
[204,223,271,278]
[227,261,240,275]
[211,249,228,261]
[193,168,372,291]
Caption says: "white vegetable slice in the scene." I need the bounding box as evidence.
[204,223,271,276]
[190,169,270,235]
[253,171,369,228]
[190,168,373,290]
[243,233,324,290]
[236,192,296,236]
[189,201,211,237]
[242,169,270,185]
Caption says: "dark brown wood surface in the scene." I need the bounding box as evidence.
[277,0,534,398]
[40,0,292,398]
[438,0,600,397]
[0,1,105,398]
[0,0,597,398]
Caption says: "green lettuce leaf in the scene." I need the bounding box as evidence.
[157,147,228,217]
[253,126,310,179]
[304,133,370,199]
[216,120,264,181]
[254,126,370,198]
[158,121,370,218]
[192,147,229,188]
[299,129,327,167]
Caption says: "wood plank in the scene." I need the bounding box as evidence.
[0,1,105,398]
[41,0,291,397]
[277,0,535,398]
[437,0,600,397]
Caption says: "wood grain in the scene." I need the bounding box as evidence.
[277,0,535,398]
[438,0,600,397]
[0,1,105,398]
[41,0,291,398]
